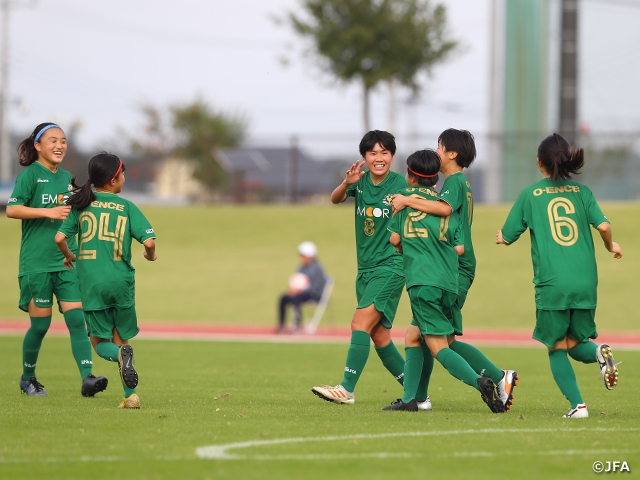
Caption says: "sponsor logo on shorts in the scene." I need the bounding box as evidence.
[34,298,51,304]
[395,373,404,380]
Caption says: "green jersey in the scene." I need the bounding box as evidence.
[346,171,406,274]
[388,186,463,293]
[501,178,608,310]
[7,162,78,276]
[58,192,156,311]
[440,171,475,282]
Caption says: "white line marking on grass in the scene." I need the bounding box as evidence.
[195,428,640,461]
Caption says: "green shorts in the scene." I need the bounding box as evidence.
[533,308,598,348]
[355,270,405,329]
[84,305,139,341]
[408,285,458,336]
[18,270,81,312]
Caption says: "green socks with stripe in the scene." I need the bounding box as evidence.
[340,330,371,393]
[436,347,480,389]
[568,342,598,364]
[375,340,405,385]
[63,309,93,380]
[22,316,51,380]
[549,349,584,408]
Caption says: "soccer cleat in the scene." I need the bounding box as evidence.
[118,394,140,409]
[81,374,109,397]
[311,384,355,404]
[417,396,432,411]
[477,377,503,413]
[496,370,518,412]
[19,377,48,397]
[596,344,619,390]
[118,344,138,389]
[382,398,418,411]
[563,403,588,419]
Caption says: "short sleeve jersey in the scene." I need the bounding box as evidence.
[345,171,406,274]
[440,171,476,281]
[7,162,78,276]
[501,178,608,310]
[388,186,463,293]
[58,192,156,311]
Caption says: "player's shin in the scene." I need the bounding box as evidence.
[341,330,371,392]
[401,347,423,403]
[22,316,51,380]
[375,340,405,385]
[64,309,93,379]
[549,349,584,408]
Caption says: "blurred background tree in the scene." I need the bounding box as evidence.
[130,98,247,193]
[284,0,458,131]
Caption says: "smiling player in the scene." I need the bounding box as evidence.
[312,130,407,404]
[6,122,107,398]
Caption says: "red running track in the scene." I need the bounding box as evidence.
[1,320,639,348]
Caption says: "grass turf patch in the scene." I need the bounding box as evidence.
[0,336,638,479]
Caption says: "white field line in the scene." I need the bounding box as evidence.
[0,428,636,464]
[195,427,640,460]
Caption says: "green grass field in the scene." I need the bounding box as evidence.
[0,337,638,479]
[0,203,638,331]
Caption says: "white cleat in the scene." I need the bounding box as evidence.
[311,384,355,405]
[417,397,432,411]
[496,370,518,411]
[596,344,619,390]
[563,403,588,419]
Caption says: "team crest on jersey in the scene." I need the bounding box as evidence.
[382,194,394,206]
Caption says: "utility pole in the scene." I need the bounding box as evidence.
[0,0,11,186]
[558,0,578,145]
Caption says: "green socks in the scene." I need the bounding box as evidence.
[375,340,405,385]
[568,342,598,364]
[95,341,136,397]
[95,341,120,362]
[340,330,371,392]
[22,316,51,381]
[549,349,584,408]
[401,347,423,403]
[449,340,504,384]
[63,309,93,380]
[415,343,434,402]
[436,347,480,389]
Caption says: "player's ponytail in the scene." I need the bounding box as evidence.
[538,133,585,182]
[66,152,126,210]
[406,149,440,187]
[17,122,61,166]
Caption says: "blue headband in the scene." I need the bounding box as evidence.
[34,124,61,143]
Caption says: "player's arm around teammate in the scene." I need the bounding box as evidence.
[6,123,107,398]
[496,133,622,419]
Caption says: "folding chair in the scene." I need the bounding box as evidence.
[304,276,334,334]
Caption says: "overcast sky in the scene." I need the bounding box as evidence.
[6,0,640,161]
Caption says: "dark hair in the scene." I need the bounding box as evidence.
[359,130,396,156]
[537,133,584,182]
[437,128,476,168]
[16,122,63,166]
[66,152,126,210]
[406,149,440,187]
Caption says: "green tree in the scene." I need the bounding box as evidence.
[285,0,458,131]
[130,98,247,192]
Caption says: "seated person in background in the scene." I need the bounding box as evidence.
[278,241,327,333]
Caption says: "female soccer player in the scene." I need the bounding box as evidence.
[312,130,407,404]
[383,149,502,413]
[55,152,157,409]
[6,123,107,397]
[497,133,622,418]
